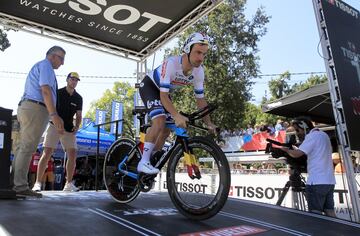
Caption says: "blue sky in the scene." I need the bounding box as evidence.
[246,0,360,102]
[0,0,359,114]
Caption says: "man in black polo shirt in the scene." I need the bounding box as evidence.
[33,72,83,192]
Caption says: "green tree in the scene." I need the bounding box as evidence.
[268,71,291,100]
[85,82,136,135]
[242,102,279,127]
[0,27,11,51]
[290,74,327,92]
[166,0,269,130]
[242,102,260,127]
[259,73,328,126]
[268,72,327,101]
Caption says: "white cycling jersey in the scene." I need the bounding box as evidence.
[147,55,205,98]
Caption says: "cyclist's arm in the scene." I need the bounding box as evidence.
[160,91,188,128]
[160,92,178,116]
[196,98,215,127]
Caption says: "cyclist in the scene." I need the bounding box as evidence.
[138,32,217,174]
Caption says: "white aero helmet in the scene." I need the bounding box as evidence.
[182,32,210,54]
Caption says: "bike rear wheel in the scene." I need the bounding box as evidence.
[167,136,230,220]
[103,138,141,203]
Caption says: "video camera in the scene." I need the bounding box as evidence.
[265,138,307,173]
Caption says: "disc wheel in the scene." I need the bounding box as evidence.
[103,138,141,203]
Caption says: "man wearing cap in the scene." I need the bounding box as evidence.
[33,72,83,192]
[13,46,65,198]
[280,116,336,217]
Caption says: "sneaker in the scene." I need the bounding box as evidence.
[63,182,80,192]
[16,189,42,198]
[32,182,42,192]
[137,161,159,175]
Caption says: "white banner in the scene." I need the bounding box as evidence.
[154,172,359,221]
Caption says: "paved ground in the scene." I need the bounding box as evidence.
[1,191,360,235]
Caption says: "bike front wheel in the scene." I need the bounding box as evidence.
[167,136,230,220]
[103,138,141,203]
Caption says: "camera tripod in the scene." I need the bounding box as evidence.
[276,168,307,211]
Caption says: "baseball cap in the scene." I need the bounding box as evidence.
[67,72,80,81]
[332,152,340,160]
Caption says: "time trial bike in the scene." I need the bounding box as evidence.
[103,105,230,220]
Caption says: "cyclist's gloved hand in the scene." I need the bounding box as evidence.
[174,113,189,128]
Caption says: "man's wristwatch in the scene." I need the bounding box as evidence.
[49,112,57,117]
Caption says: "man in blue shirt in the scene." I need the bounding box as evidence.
[12,46,65,198]
[32,72,83,193]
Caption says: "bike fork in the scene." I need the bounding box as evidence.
[180,139,201,179]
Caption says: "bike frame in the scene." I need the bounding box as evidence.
[116,121,193,181]
[115,104,215,181]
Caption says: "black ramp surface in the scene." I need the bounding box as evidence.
[1,191,360,235]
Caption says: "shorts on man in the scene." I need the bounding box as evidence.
[306,184,335,213]
[43,123,77,150]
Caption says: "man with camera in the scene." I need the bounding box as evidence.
[279,116,336,217]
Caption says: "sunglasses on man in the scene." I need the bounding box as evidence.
[69,77,80,81]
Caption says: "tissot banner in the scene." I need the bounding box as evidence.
[0,0,206,53]
[110,101,123,135]
[320,0,360,151]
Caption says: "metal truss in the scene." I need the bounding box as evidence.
[313,0,360,223]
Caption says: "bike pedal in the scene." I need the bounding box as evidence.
[138,178,155,193]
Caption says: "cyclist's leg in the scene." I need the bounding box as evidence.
[138,116,165,173]
[153,105,172,153]
[146,111,171,153]
[154,127,171,152]
[138,76,165,174]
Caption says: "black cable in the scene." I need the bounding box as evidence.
[256,71,326,78]
[0,70,136,79]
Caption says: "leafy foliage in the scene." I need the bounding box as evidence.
[257,73,328,126]
[0,26,11,52]
[290,74,327,92]
[85,82,136,135]
[266,72,327,102]
[268,71,292,100]
[243,102,279,127]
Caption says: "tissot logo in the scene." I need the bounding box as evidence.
[40,0,172,32]
[13,0,175,48]
[327,0,359,19]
